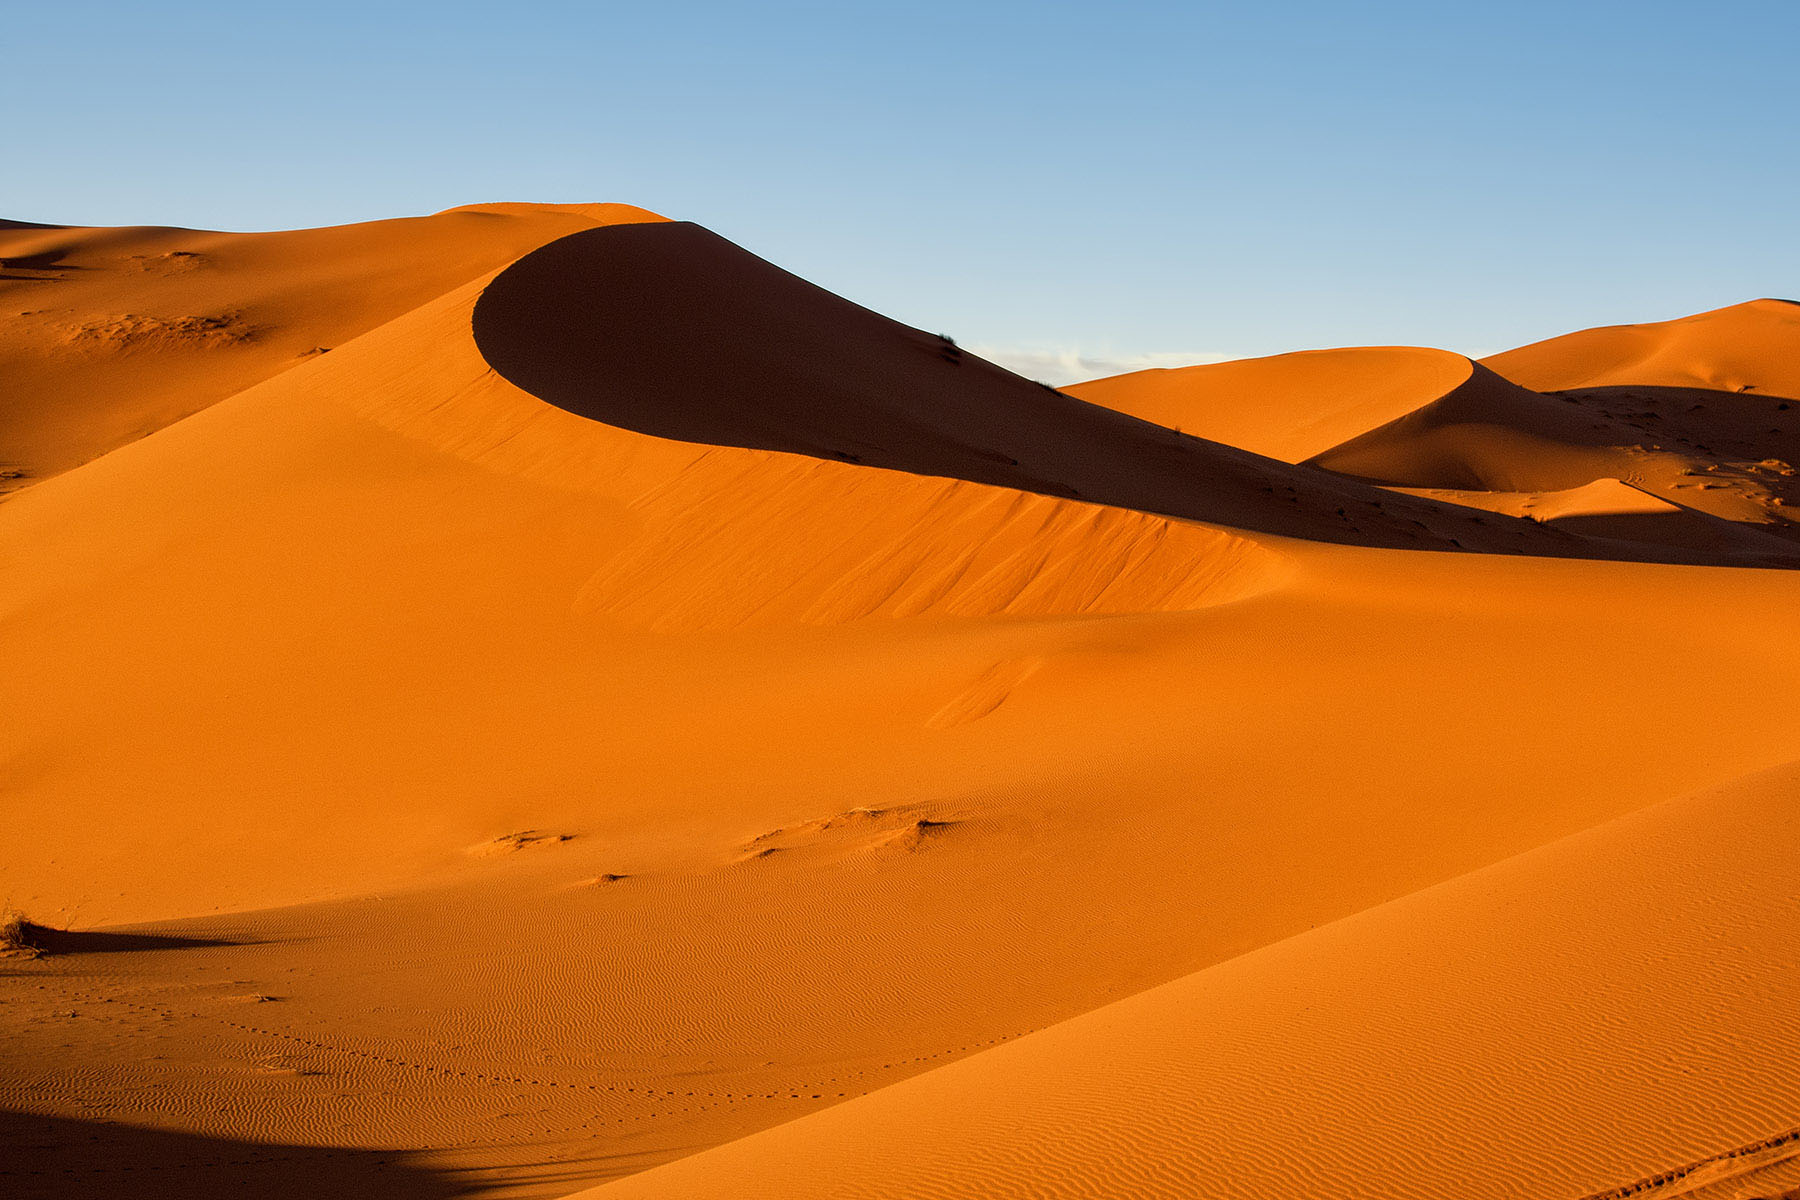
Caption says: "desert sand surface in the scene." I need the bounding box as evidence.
[4,208,1799,1200]
[0,203,660,497]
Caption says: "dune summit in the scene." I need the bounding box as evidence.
[4,203,1800,1200]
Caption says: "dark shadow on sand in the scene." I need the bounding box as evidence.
[0,1110,468,1200]
[23,926,247,955]
[471,222,1795,569]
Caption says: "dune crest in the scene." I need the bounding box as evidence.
[1485,298,1800,397]
[1073,304,1800,559]
[0,202,661,497]
[1067,345,1477,462]
[470,221,1622,559]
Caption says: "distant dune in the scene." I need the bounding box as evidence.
[1484,297,1800,395]
[1067,344,1478,461]
[3,205,1799,1200]
[1073,318,1800,562]
[0,202,660,496]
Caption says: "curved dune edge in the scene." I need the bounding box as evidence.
[1065,347,1617,493]
[1388,477,1800,558]
[294,269,1294,629]
[1302,356,1800,550]
[1068,311,1800,559]
[469,221,1645,561]
[1485,298,1800,397]
[1302,361,1627,490]
[0,202,664,497]
[1066,345,1479,463]
[576,762,1800,1200]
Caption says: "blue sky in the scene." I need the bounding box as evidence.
[9,1,1797,379]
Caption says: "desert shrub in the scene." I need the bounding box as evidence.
[0,910,45,958]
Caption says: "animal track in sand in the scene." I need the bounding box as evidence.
[1577,1121,1800,1199]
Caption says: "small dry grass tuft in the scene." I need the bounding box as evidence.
[0,910,47,958]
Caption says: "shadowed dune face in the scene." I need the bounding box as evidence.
[473,223,1800,567]
[1071,311,1800,561]
[1301,312,1800,553]
[0,1110,468,1200]
[1302,361,1626,491]
[471,222,1592,558]
[472,220,1152,468]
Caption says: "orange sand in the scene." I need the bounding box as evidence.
[3,210,1798,1200]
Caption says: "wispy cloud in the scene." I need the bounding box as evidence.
[966,344,1238,386]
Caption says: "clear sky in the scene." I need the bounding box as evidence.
[9,1,1797,380]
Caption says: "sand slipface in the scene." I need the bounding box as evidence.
[3,205,1800,1200]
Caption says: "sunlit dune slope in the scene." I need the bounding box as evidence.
[1384,475,1800,558]
[1484,298,1800,396]
[581,762,1800,1200]
[1303,360,1645,490]
[1065,345,1475,462]
[1330,303,1800,540]
[11,426,1800,1193]
[8,219,1800,924]
[1065,345,1633,495]
[0,257,1292,919]
[1307,350,1800,537]
[1070,303,1800,555]
[0,202,660,494]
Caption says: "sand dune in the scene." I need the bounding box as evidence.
[1485,297,1800,396]
[1071,305,1800,558]
[1066,345,1478,461]
[474,222,1594,558]
[4,209,1800,1199]
[578,762,1800,1200]
[1389,476,1800,556]
[1065,345,1622,493]
[0,202,659,495]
